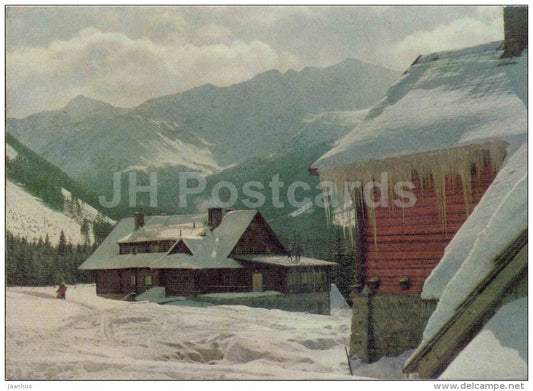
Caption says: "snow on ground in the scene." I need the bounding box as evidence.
[6,180,103,245]
[6,285,367,380]
[351,350,414,380]
[439,298,527,380]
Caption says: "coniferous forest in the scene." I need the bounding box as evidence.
[6,230,107,287]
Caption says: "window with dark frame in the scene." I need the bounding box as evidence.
[223,274,233,286]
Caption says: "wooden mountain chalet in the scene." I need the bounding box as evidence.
[79,208,335,314]
[310,7,527,360]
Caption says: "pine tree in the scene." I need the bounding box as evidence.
[332,228,355,304]
[6,232,17,285]
[58,230,67,255]
[80,219,90,245]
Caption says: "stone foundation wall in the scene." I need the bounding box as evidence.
[194,291,331,315]
[350,290,436,362]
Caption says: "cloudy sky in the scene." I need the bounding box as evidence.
[6,6,503,118]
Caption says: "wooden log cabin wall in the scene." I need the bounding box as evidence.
[362,160,499,294]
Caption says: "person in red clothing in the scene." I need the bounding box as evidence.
[56,283,67,299]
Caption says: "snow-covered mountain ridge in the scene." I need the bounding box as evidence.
[7,58,400,185]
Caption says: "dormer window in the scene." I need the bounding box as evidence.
[119,244,131,254]
[149,242,159,253]
[160,241,171,252]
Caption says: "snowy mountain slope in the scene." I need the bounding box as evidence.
[6,179,113,245]
[124,131,220,174]
[6,143,18,160]
[6,285,358,380]
[134,59,400,166]
[60,187,113,225]
[287,109,369,152]
[6,137,115,244]
[7,59,400,185]
[7,102,221,178]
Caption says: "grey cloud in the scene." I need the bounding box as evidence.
[7,27,301,118]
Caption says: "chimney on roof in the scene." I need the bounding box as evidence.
[134,212,145,231]
[208,207,224,230]
[502,6,528,58]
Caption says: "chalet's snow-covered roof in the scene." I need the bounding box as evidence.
[313,42,527,171]
[117,213,207,243]
[236,255,336,267]
[79,210,260,270]
[439,297,527,380]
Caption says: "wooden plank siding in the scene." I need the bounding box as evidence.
[96,268,161,296]
[235,259,331,294]
[364,164,498,294]
[231,213,287,255]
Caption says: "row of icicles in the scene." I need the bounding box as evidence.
[319,141,508,249]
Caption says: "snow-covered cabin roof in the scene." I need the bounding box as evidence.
[79,210,261,270]
[439,297,527,380]
[117,213,207,243]
[312,41,527,171]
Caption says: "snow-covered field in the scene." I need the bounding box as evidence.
[6,284,399,380]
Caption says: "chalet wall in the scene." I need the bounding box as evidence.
[164,269,197,295]
[96,268,161,296]
[136,268,161,294]
[97,266,332,302]
[231,214,286,255]
[365,164,497,294]
[350,291,437,362]
[235,260,332,294]
[163,269,252,296]
[96,270,123,295]
[193,291,331,315]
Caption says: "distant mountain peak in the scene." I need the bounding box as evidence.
[64,94,111,109]
[250,69,282,81]
[62,94,125,121]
